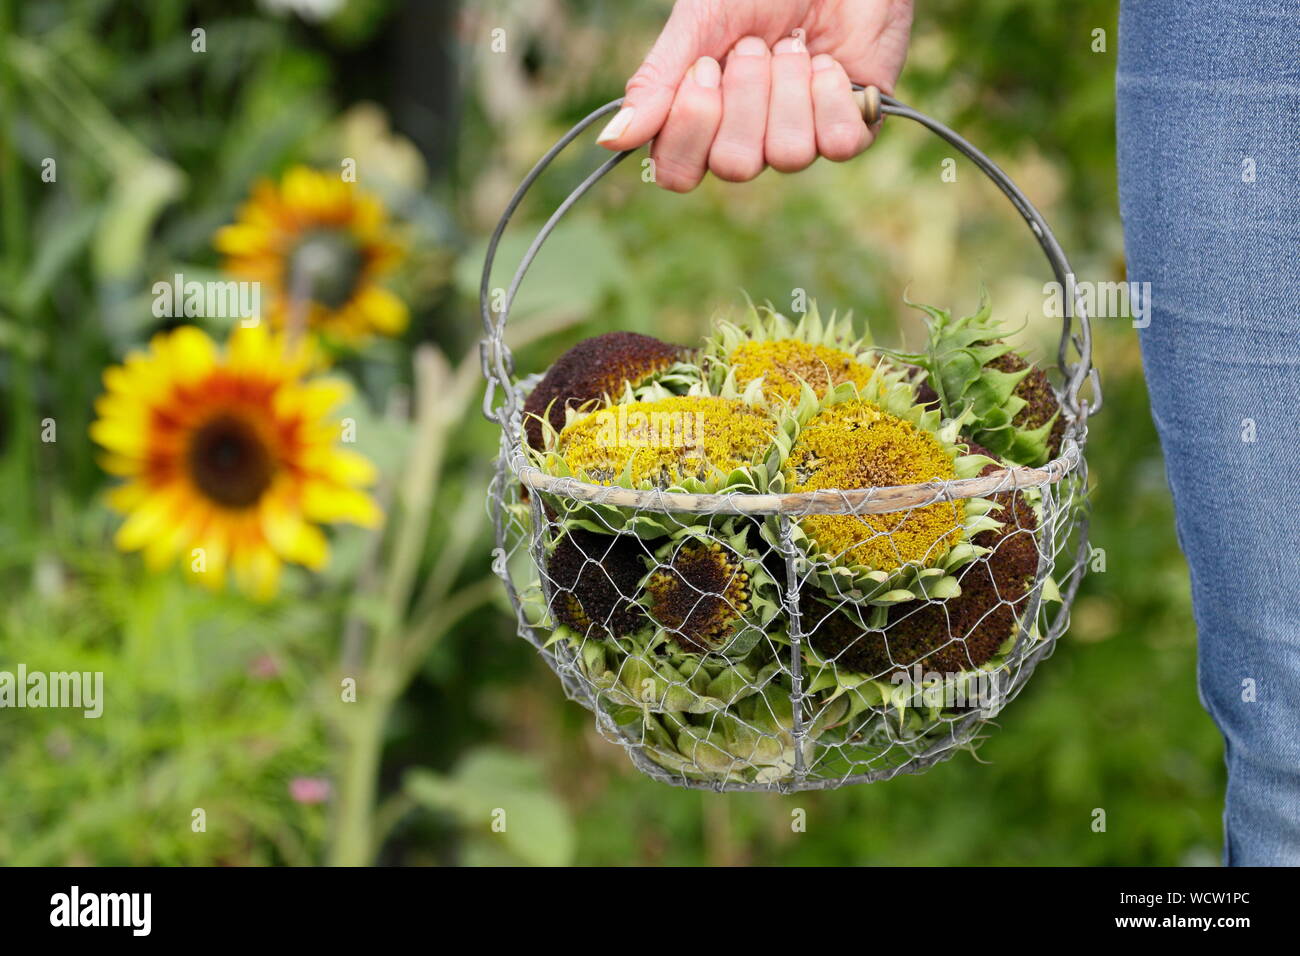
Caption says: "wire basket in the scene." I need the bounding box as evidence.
[479,89,1101,792]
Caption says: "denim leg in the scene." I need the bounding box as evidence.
[1117,1,1300,864]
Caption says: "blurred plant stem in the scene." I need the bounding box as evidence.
[0,1,36,541]
[327,310,579,866]
[0,2,26,269]
[329,344,460,867]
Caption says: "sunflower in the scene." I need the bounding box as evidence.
[644,539,751,652]
[728,338,874,406]
[782,400,966,571]
[555,395,775,490]
[894,292,1064,465]
[985,351,1066,462]
[523,331,688,450]
[767,372,1000,606]
[704,300,877,407]
[91,324,381,598]
[215,165,406,345]
[640,523,779,656]
[546,528,648,639]
[802,496,1039,677]
[803,444,1042,677]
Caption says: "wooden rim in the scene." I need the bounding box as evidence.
[512,441,1080,516]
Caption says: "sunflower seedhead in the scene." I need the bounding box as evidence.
[639,523,779,658]
[522,332,689,450]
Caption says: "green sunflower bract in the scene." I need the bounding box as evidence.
[892,291,1065,466]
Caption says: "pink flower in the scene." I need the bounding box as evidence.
[290,776,331,805]
[248,653,280,680]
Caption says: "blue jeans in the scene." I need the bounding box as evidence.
[1118,1,1300,865]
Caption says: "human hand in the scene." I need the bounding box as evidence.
[597,0,915,191]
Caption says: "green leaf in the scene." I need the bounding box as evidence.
[404,747,575,867]
[18,205,99,313]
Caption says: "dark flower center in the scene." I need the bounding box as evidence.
[648,542,750,652]
[288,229,365,310]
[547,529,646,638]
[188,414,275,508]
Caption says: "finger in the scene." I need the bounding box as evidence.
[649,56,723,193]
[810,54,872,161]
[765,36,816,173]
[708,36,770,183]
[598,2,717,150]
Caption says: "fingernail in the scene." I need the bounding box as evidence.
[774,36,804,55]
[693,56,720,88]
[735,36,767,57]
[596,107,635,144]
[812,54,837,72]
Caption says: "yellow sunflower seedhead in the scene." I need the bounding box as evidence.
[557,395,774,490]
[215,165,407,346]
[91,324,382,600]
[728,339,874,405]
[703,300,877,408]
[782,400,966,571]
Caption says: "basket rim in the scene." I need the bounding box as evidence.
[509,436,1082,516]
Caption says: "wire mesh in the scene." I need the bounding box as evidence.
[490,388,1090,791]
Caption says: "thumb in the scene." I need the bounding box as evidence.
[597,3,712,150]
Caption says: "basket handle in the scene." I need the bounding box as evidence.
[479,87,1101,427]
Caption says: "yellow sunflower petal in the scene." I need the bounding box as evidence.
[302,480,382,528]
[355,285,408,335]
[214,223,272,257]
[282,166,329,217]
[90,417,149,457]
[163,325,219,386]
[142,507,201,572]
[232,540,282,602]
[99,453,147,477]
[113,485,187,553]
[187,519,231,590]
[348,196,385,240]
[261,494,330,571]
[274,378,352,421]
[106,481,150,512]
[301,446,377,487]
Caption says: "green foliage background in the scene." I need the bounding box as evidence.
[0,0,1221,865]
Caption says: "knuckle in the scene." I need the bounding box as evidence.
[673,88,721,125]
[652,155,704,192]
[709,144,763,182]
[658,175,699,194]
[820,122,866,160]
[765,135,816,172]
[625,63,663,98]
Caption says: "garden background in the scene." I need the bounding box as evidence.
[0,0,1222,866]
